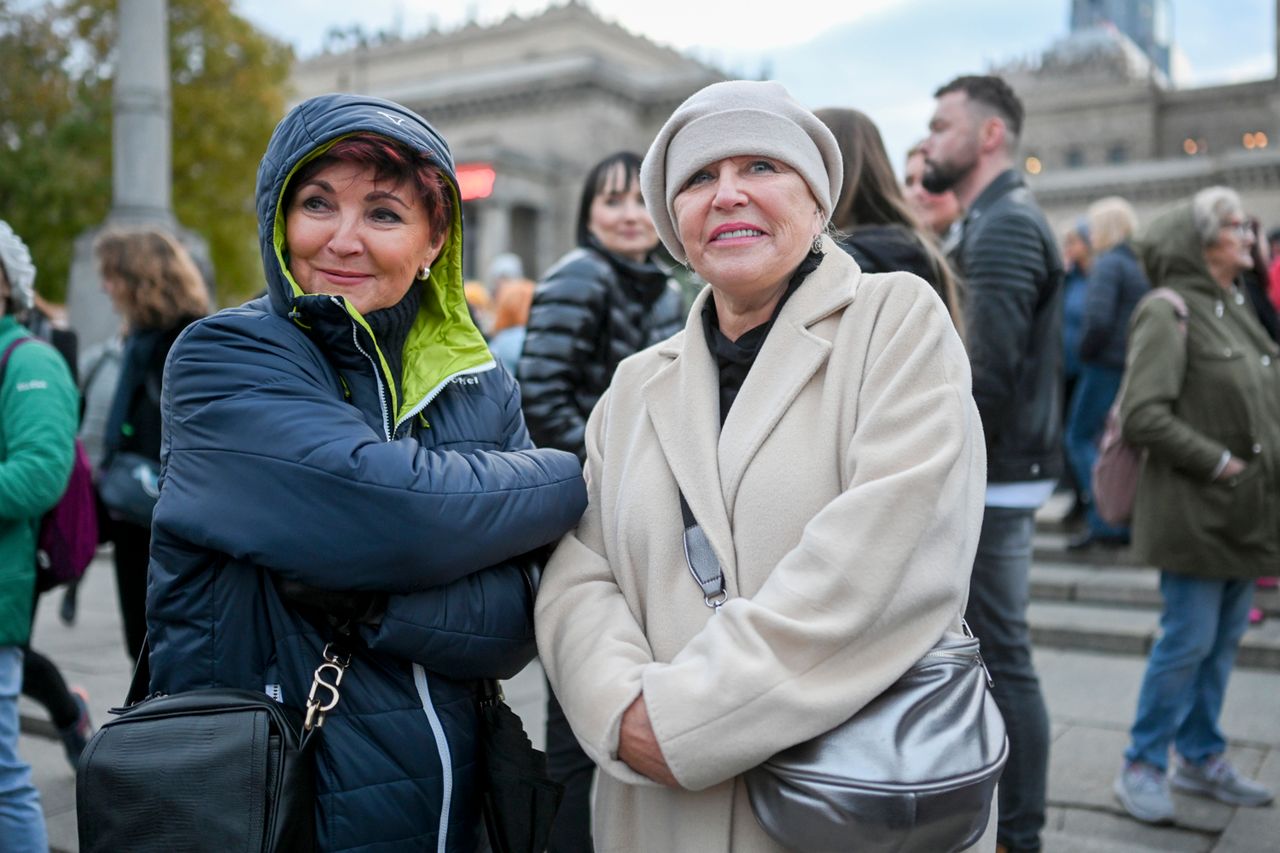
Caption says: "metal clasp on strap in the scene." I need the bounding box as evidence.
[303,642,352,732]
[960,618,995,689]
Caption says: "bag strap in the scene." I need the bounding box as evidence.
[0,337,32,381]
[1143,287,1189,336]
[126,631,354,735]
[678,490,981,656]
[679,491,727,609]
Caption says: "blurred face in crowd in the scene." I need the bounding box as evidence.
[1203,209,1255,281]
[673,155,822,303]
[1062,230,1090,269]
[903,151,961,237]
[285,161,444,315]
[921,91,982,195]
[588,163,658,263]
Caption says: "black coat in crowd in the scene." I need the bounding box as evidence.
[518,241,685,458]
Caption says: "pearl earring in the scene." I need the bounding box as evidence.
[417,265,431,281]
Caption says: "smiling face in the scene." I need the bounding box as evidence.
[588,162,658,263]
[904,151,961,237]
[285,161,444,316]
[672,155,822,300]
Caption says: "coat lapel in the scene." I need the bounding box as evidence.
[640,241,860,582]
[718,241,857,512]
[642,289,738,586]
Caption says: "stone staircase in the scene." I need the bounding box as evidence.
[1030,515,1280,672]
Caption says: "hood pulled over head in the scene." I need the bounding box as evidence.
[1136,201,1211,292]
[255,94,491,424]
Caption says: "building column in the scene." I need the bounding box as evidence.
[474,201,512,288]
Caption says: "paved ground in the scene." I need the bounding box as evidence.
[22,546,1280,852]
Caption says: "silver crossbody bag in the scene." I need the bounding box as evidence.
[679,493,1008,853]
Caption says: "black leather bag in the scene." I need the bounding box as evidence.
[476,679,563,853]
[76,689,316,853]
[77,640,350,853]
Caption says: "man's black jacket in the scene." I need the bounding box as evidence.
[952,169,1064,483]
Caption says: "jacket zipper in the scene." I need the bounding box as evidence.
[413,663,454,853]
[337,297,392,441]
[394,361,495,435]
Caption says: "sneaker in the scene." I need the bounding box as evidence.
[1171,755,1275,807]
[1114,761,1176,824]
[58,686,93,770]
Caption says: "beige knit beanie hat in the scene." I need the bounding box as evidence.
[639,80,843,263]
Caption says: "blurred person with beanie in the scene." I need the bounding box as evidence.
[0,220,95,771]
[0,219,79,850]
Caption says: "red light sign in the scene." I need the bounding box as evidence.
[457,163,496,201]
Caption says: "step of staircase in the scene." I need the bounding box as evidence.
[1031,561,1280,616]
[1027,599,1280,671]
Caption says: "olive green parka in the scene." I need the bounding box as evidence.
[1120,202,1280,579]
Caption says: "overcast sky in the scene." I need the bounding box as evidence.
[234,0,1276,167]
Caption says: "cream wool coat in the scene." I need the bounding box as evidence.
[535,238,990,852]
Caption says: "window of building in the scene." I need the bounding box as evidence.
[1107,143,1128,164]
[1065,147,1085,169]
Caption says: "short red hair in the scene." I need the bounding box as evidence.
[285,133,452,238]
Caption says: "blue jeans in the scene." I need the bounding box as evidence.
[1125,573,1255,771]
[965,507,1049,853]
[0,646,47,852]
[1064,363,1129,538]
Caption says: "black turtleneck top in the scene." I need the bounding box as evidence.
[700,251,823,426]
[363,282,424,401]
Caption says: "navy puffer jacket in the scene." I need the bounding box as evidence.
[147,94,587,853]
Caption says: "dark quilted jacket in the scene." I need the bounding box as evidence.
[518,243,684,458]
[951,169,1065,482]
[146,94,587,853]
[1080,242,1150,370]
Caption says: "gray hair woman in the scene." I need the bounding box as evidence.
[1112,186,1278,824]
[535,80,990,852]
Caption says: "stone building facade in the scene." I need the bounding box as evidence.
[290,1,723,281]
[1004,9,1280,234]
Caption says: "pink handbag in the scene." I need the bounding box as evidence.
[1090,288,1187,526]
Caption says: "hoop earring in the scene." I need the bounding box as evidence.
[417,265,431,281]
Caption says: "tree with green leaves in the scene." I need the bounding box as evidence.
[0,0,292,305]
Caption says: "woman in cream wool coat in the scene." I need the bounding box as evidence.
[534,80,992,852]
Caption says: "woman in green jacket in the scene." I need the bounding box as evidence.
[0,219,79,851]
[1112,187,1279,825]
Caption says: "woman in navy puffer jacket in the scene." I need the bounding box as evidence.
[146,94,587,852]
